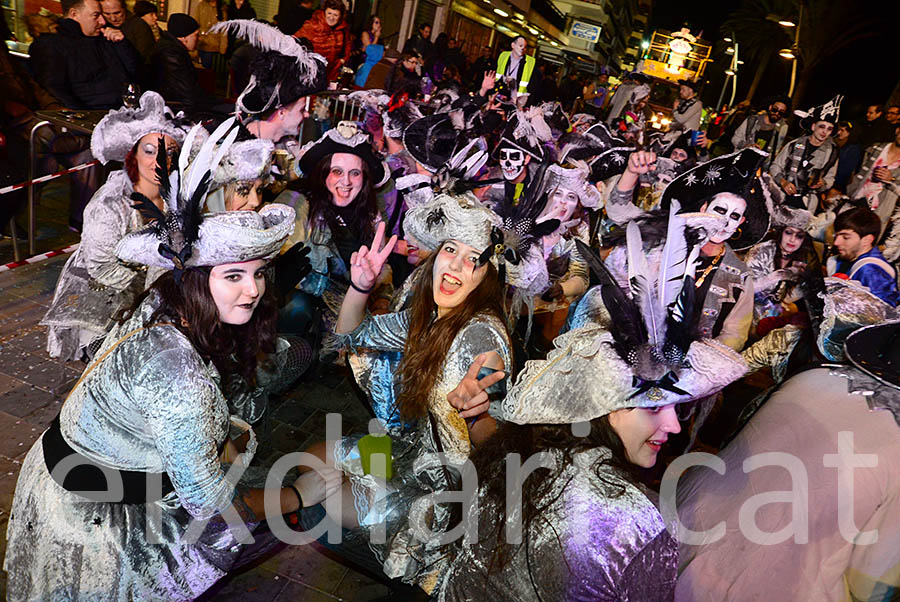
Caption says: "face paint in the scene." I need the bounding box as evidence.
[498,147,526,180]
[704,193,747,244]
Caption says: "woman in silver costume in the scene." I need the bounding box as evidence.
[4,126,342,601]
[41,91,187,361]
[303,193,516,593]
[433,223,748,601]
[278,124,392,340]
[743,174,820,339]
[535,162,597,305]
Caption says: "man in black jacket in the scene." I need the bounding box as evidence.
[29,0,140,110]
[150,13,204,110]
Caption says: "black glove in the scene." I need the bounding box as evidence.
[274,243,312,297]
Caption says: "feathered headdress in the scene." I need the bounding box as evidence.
[499,208,748,425]
[210,20,327,119]
[576,202,705,388]
[117,119,295,280]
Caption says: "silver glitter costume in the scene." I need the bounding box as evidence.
[6,293,265,601]
[744,239,807,327]
[335,309,512,592]
[41,170,148,360]
[435,448,678,602]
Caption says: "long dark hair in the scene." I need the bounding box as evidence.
[462,416,643,575]
[118,267,278,384]
[304,154,378,245]
[767,225,819,270]
[395,249,508,420]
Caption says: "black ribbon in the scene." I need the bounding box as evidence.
[628,371,689,400]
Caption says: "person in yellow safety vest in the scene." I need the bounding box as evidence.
[496,35,535,102]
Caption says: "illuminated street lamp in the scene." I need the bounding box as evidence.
[640,40,649,49]
[493,8,509,17]
[723,36,732,42]
[779,48,795,59]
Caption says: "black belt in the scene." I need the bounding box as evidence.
[42,414,174,504]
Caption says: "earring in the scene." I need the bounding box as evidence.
[730,226,743,239]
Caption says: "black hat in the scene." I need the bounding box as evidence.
[796,94,842,130]
[299,124,388,186]
[211,20,327,116]
[845,320,900,390]
[133,1,156,17]
[168,13,199,38]
[660,147,771,250]
[496,112,549,161]
[402,113,462,173]
[678,78,699,92]
[588,146,632,182]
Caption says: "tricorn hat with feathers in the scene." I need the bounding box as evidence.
[116,119,294,278]
[211,20,327,119]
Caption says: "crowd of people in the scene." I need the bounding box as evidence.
[2,4,900,601]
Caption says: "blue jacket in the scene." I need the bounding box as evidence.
[829,247,900,307]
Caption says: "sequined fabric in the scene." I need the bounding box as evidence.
[435,448,678,601]
[334,309,512,590]
[40,170,147,360]
[818,277,899,360]
[5,292,263,601]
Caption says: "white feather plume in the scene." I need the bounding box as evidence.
[210,20,325,84]
[657,200,689,312]
[626,221,665,347]
[182,118,236,206]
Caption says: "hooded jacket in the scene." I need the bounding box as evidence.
[295,9,351,81]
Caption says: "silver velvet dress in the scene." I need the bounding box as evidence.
[435,448,678,601]
[5,293,264,601]
[41,170,149,361]
[335,309,512,593]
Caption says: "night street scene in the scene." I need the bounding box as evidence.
[1,0,899,599]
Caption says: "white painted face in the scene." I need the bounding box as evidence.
[703,193,747,244]
[498,146,527,180]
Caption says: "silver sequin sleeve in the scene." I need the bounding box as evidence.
[337,310,411,353]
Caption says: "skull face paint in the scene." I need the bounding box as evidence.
[498,146,528,180]
[702,192,747,244]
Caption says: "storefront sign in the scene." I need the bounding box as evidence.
[570,21,601,43]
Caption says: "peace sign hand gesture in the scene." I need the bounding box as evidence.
[350,221,398,293]
[447,352,506,419]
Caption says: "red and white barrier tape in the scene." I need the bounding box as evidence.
[0,244,79,273]
[0,161,100,196]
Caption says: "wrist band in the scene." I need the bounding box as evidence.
[288,484,304,508]
[350,280,374,295]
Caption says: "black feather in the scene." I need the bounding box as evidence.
[181,170,211,249]
[531,218,560,239]
[664,274,696,359]
[130,192,167,234]
[155,136,171,203]
[575,239,646,361]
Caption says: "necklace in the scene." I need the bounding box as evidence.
[694,247,725,289]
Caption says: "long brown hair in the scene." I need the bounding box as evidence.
[304,154,378,244]
[395,249,507,419]
[461,416,643,578]
[118,267,278,384]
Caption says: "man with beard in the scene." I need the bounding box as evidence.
[770,95,842,214]
[731,96,789,163]
[827,205,899,307]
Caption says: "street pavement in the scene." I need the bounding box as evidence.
[0,254,392,601]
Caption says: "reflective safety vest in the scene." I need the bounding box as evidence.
[497,51,536,95]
